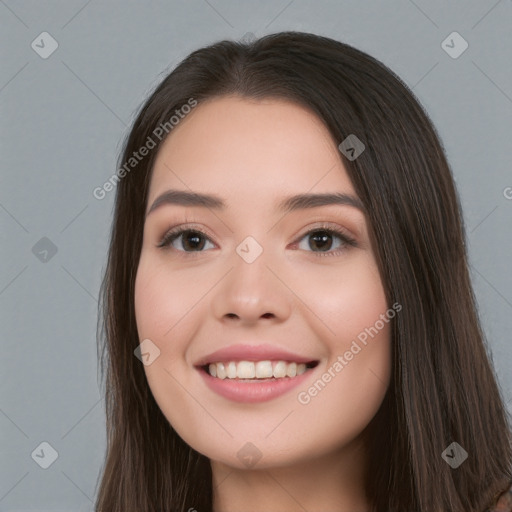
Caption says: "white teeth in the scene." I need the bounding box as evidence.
[237,361,255,379]
[216,362,227,379]
[255,361,273,378]
[286,362,297,377]
[227,361,237,379]
[273,361,287,378]
[207,360,313,379]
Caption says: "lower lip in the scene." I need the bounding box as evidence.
[197,366,315,403]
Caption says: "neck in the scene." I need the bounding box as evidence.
[211,435,369,512]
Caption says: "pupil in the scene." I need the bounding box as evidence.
[184,231,205,251]
[310,231,332,251]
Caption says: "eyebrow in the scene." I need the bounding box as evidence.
[145,189,365,218]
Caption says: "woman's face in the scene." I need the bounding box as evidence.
[134,95,392,470]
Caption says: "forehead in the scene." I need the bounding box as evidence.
[148,95,356,205]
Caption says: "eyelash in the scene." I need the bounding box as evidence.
[156,222,357,258]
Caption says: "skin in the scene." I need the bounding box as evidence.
[134,95,392,511]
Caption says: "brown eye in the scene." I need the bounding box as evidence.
[294,226,357,257]
[158,229,214,252]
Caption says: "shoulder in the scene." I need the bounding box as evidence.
[488,485,512,512]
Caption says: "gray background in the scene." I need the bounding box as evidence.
[1,1,511,510]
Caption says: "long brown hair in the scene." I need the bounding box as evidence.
[95,31,512,511]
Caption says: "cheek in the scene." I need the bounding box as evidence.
[134,255,199,344]
[133,256,196,391]
[134,257,204,437]
[289,262,391,456]
[291,254,392,413]
[291,254,388,341]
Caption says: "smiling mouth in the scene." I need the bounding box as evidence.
[200,360,319,381]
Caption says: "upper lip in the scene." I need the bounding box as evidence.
[194,343,318,367]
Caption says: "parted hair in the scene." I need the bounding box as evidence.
[95,31,512,511]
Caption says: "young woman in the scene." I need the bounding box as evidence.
[95,31,512,511]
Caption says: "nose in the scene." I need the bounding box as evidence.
[211,245,292,326]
